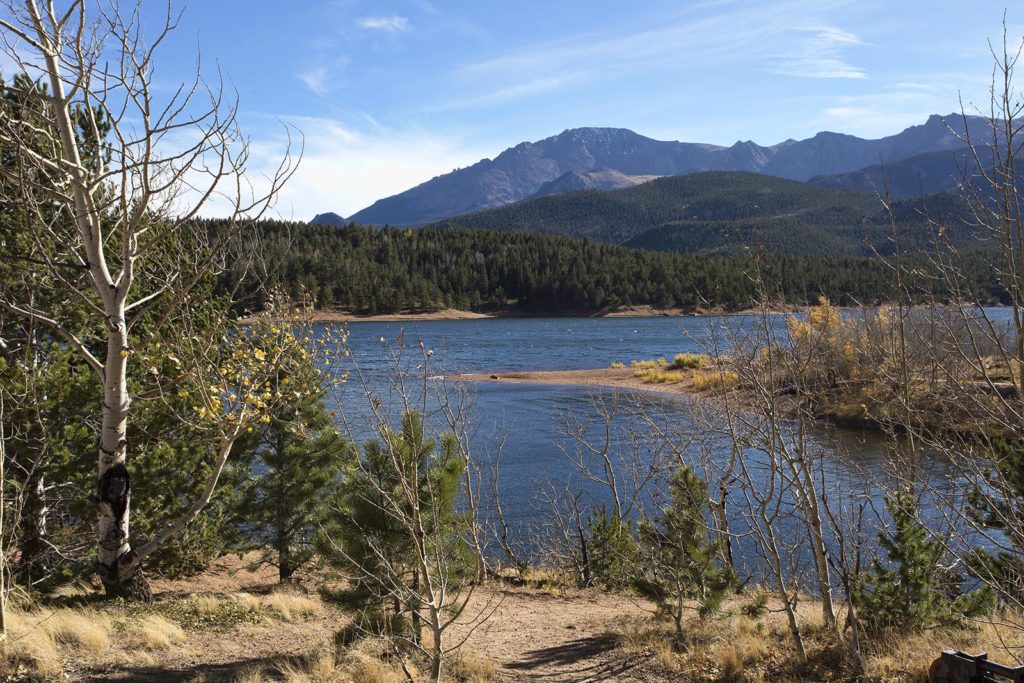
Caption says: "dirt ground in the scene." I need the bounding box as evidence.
[456,367,699,399]
[78,556,665,682]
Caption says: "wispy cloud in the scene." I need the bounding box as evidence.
[358,15,412,33]
[442,1,864,110]
[769,26,866,79]
[297,66,330,95]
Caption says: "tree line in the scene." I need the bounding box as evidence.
[217,219,1009,315]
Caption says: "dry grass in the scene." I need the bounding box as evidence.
[233,666,268,683]
[451,650,497,682]
[127,614,188,650]
[277,652,337,682]
[609,362,626,369]
[0,605,186,679]
[634,368,684,384]
[262,590,321,623]
[672,353,708,369]
[692,369,740,391]
[630,358,669,369]
[1,610,63,679]
[862,615,1024,682]
[610,593,1024,682]
[46,608,112,653]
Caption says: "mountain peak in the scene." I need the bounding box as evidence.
[310,212,346,227]
[345,115,978,226]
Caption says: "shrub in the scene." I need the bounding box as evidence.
[692,370,740,391]
[671,353,707,369]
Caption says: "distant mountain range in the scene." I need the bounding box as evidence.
[338,114,987,226]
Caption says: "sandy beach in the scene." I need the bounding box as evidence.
[454,367,701,397]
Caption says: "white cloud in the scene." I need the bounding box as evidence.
[357,15,412,34]
[297,66,330,95]
[769,26,866,79]
[214,116,488,221]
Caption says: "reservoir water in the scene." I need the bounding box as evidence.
[321,312,1012,578]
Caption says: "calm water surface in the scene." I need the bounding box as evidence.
[321,312,1012,574]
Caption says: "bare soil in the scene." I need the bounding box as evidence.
[79,555,668,682]
[455,367,701,399]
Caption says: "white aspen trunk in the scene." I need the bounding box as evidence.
[95,316,148,597]
[25,1,148,598]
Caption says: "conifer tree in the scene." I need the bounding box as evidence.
[634,466,735,640]
[234,354,349,583]
[318,410,473,681]
[585,504,639,589]
[967,438,1024,603]
[855,492,993,635]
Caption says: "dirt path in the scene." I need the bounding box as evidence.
[454,587,662,682]
[78,556,668,682]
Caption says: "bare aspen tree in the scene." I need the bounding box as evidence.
[0,1,296,596]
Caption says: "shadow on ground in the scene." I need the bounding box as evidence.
[84,653,294,682]
[505,633,642,681]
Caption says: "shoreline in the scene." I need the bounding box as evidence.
[254,303,807,324]
[454,367,701,398]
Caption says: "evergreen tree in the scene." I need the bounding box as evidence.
[634,467,736,640]
[966,438,1024,603]
[585,504,639,589]
[855,492,993,635]
[318,410,472,680]
[233,354,349,583]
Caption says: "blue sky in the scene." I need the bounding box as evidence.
[143,0,1016,219]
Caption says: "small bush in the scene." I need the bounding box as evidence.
[672,353,707,369]
[692,370,740,391]
[609,362,625,369]
[740,593,770,619]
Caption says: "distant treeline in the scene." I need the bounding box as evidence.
[214,220,1008,315]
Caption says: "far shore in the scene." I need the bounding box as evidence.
[246,303,810,324]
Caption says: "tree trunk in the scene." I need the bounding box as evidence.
[18,467,49,585]
[95,325,150,600]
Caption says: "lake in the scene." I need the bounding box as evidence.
[321,312,1011,577]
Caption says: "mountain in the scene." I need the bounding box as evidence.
[345,115,988,226]
[430,171,982,257]
[310,212,347,226]
[530,168,662,198]
[809,146,992,197]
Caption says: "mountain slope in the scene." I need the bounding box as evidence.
[431,171,982,257]
[530,168,661,198]
[346,115,987,226]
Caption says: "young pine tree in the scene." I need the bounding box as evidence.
[967,438,1024,603]
[234,353,349,583]
[585,504,639,589]
[855,492,993,635]
[318,410,473,682]
[634,466,735,641]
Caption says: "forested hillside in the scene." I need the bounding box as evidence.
[429,171,981,256]
[220,220,1006,315]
